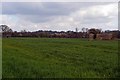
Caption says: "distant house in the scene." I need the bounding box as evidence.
[6,34,11,38]
[96,33,113,40]
[89,33,114,40]
[89,34,95,40]
[3,32,12,38]
[88,28,116,40]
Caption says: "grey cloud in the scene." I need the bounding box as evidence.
[2,2,112,15]
[2,2,113,23]
[2,2,78,15]
[2,2,81,23]
[19,15,56,23]
[1,2,117,31]
[81,16,112,24]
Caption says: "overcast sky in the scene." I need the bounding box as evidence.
[0,2,118,32]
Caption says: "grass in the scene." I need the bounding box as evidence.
[2,38,119,78]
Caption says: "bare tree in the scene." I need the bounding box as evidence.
[0,25,13,38]
[82,27,89,38]
[75,27,78,33]
[82,27,86,32]
[86,28,89,33]
[0,25,13,32]
[21,29,27,33]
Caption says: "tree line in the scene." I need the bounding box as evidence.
[0,25,120,39]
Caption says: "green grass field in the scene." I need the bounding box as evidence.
[2,38,119,78]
